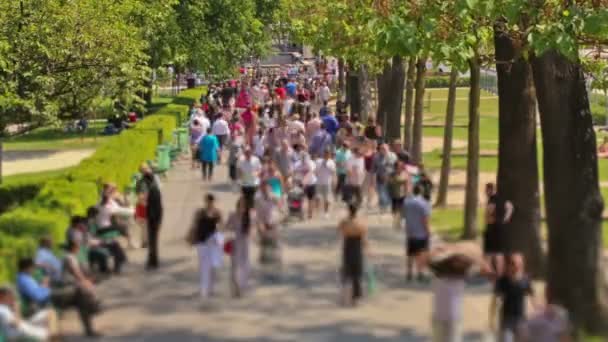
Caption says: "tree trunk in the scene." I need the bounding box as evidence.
[338,58,346,102]
[386,55,406,142]
[532,50,608,334]
[435,68,459,208]
[403,57,416,149]
[376,61,391,129]
[411,57,427,163]
[463,58,481,239]
[358,64,372,121]
[494,24,543,277]
[346,68,360,116]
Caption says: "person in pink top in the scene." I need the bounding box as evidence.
[241,106,257,146]
[236,84,251,109]
[305,112,322,144]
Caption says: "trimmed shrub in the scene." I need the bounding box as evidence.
[0,206,69,245]
[0,183,42,215]
[0,234,37,283]
[0,87,203,282]
[426,76,471,88]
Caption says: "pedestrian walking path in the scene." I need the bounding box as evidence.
[63,159,495,341]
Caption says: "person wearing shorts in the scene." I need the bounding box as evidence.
[295,153,317,219]
[483,183,513,277]
[334,142,351,200]
[315,150,336,217]
[387,160,409,230]
[403,184,431,282]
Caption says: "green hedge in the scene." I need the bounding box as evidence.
[0,183,43,215]
[426,76,471,88]
[0,88,202,283]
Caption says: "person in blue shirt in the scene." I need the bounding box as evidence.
[16,258,51,305]
[402,184,432,282]
[17,256,101,337]
[199,128,220,181]
[286,79,297,98]
[319,101,330,117]
[322,111,339,141]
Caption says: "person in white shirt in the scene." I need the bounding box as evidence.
[283,97,295,117]
[345,147,366,207]
[35,237,63,283]
[315,149,336,217]
[0,287,57,341]
[237,148,262,209]
[294,152,317,219]
[252,128,266,158]
[319,81,331,104]
[211,114,230,152]
[199,114,211,135]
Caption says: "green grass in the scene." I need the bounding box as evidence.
[4,122,109,151]
[1,167,76,186]
[421,88,608,248]
[3,95,178,152]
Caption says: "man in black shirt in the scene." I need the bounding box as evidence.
[483,183,514,276]
[490,253,536,341]
[144,169,163,270]
[391,139,411,164]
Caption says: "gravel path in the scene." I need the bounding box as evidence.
[2,149,95,176]
[59,157,498,342]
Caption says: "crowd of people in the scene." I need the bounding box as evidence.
[0,165,164,340]
[0,67,571,341]
[185,71,573,342]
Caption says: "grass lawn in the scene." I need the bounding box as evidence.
[420,88,608,247]
[3,95,177,152]
[0,167,76,185]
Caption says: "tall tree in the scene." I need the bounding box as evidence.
[533,49,608,334]
[403,57,416,149]
[497,0,608,332]
[463,56,481,238]
[411,57,427,163]
[435,68,459,208]
[494,21,543,276]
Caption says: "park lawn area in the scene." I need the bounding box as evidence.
[1,167,76,185]
[4,122,109,151]
[3,95,178,152]
[422,88,608,248]
[431,206,608,248]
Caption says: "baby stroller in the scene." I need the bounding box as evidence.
[287,183,305,221]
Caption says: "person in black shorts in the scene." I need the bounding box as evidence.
[483,183,514,277]
[490,253,536,341]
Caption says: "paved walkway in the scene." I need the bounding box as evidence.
[2,149,95,176]
[60,157,496,341]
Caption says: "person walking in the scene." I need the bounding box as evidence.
[316,149,336,218]
[226,198,257,297]
[388,160,410,230]
[255,182,282,277]
[338,203,368,306]
[294,152,317,219]
[402,184,432,282]
[483,182,514,277]
[189,194,224,300]
[211,113,230,158]
[490,253,537,342]
[237,147,262,209]
[144,168,163,271]
[198,128,221,181]
[334,141,351,200]
[345,147,366,207]
[372,143,396,214]
[190,119,204,169]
